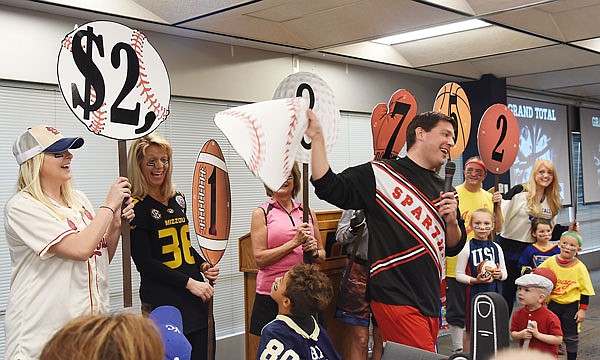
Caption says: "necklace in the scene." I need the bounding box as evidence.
[275,199,293,214]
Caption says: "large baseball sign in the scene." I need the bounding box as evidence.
[214,97,309,192]
[57,21,170,140]
[477,104,520,174]
[273,72,340,163]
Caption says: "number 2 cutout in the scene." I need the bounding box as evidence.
[491,115,507,162]
[477,104,519,175]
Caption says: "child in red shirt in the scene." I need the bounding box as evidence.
[510,268,563,358]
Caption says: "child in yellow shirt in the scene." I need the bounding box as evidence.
[539,231,595,360]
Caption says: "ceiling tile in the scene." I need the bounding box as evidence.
[534,83,600,99]
[324,41,412,67]
[485,1,600,42]
[393,26,553,67]
[131,0,252,24]
[182,0,464,49]
[507,64,600,90]
[246,0,356,22]
[465,44,600,77]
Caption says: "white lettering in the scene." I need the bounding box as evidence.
[534,107,556,121]
[508,104,534,118]
[198,167,207,230]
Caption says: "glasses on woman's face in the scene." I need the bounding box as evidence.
[145,159,169,167]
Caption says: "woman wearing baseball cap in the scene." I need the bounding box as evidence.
[4,125,135,359]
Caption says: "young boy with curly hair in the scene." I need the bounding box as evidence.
[256,264,340,360]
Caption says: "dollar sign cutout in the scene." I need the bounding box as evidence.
[58,21,171,140]
[71,26,105,121]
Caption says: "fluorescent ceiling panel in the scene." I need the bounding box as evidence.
[372,19,491,45]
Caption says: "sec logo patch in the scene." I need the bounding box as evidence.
[151,208,161,220]
[175,194,186,209]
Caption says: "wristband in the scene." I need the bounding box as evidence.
[99,205,115,215]
[579,304,588,311]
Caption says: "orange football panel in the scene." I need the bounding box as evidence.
[202,248,224,267]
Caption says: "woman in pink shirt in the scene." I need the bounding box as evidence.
[248,162,325,342]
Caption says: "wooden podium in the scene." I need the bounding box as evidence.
[239,209,348,360]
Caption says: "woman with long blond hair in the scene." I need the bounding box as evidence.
[127,133,219,360]
[498,159,577,313]
[4,125,134,359]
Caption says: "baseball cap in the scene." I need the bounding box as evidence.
[149,306,192,360]
[12,125,84,165]
[515,267,557,294]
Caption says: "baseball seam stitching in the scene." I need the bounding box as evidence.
[61,35,73,52]
[220,109,264,174]
[88,87,107,134]
[283,98,299,174]
[131,30,170,122]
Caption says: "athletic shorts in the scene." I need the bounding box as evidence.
[371,300,439,352]
[336,258,371,326]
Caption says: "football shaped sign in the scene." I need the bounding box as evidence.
[192,140,231,266]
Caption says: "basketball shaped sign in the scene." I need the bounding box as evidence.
[433,82,471,159]
[192,140,231,266]
[57,21,170,140]
[273,72,340,163]
[371,89,418,160]
[478,104,520,174]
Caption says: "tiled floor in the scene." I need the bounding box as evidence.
[436,269,600,359]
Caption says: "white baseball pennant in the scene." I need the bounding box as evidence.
[214,97,309,192]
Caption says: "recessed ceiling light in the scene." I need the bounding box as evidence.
[373,19,491,45]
